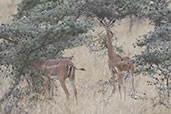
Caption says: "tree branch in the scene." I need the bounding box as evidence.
[0,36,18,44]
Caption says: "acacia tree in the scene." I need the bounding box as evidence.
[135,0,171,105]
[0,0,90,113]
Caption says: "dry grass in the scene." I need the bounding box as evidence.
[0,1,171,114]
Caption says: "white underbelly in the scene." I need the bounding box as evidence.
[51,75,58,80]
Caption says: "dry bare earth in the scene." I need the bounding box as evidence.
[0,1,171,114]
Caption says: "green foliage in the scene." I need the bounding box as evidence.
[135,1,171,77]
[0,0,90,74]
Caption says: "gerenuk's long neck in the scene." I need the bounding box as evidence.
[106,28,117,60]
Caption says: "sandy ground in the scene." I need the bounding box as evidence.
[0,0,21,23]
[0,1,171,114]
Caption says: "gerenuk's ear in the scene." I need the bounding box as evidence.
[99,19,106,27]
[109,19,116,27]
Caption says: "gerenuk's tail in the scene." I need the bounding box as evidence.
[74,67,86,71]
